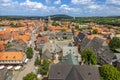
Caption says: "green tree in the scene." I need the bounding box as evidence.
[52,21,59,26]
[39,48,42,58]
[61,28,66,32]
[87,26,92,29]
[100,65,120,80]
[81,49,97,65]
[75,26,79,30]
[23,72,37,80]
[10,22,20,28]
[34,57,41,66]
[93,29,98,34]
[38,59,50,75]
[107,25,113,29]
[44,27,48,31]
[26,47,33,59]
[109,37,120,51]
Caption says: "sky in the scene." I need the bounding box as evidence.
[0,0,120,17]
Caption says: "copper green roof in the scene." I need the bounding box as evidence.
[59,53,79,65]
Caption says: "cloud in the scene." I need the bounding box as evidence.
[71,0,94,5]
[106,0,120,6]
[60,4,81,13]
[0,0,18,7]
[0,0,120,16]
[20,0,46,9]
[88,4,100,9]
[54,0,61,4]
[45,0,50,3]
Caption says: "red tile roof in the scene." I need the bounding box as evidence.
[36,36,49,44]
[0,52,25,61]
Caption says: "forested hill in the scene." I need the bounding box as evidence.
[0,14,73,20]
[44,14,73,20]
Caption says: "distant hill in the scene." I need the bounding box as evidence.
[0,14,73,20]
[44,14,73,20]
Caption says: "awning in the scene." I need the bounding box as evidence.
[14,66,21,70]
[0,65,5,69]
[24,58,29,63]
[7,66,13,69]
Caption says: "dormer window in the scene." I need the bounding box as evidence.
[57,71,61,75]
[69,49,71,51]
[6,56,8,59]
[88,72,91,76]
[13,56,16,59]
[73,52,75,54]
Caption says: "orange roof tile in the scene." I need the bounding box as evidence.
[21,35,30,42]
[87,35,95,40]
[0,31,5,35]
[13,35,30,42]
[36,36,49,44]
[102,38,110,43]
[0,52,25,61]
[74,30,80,36]
[0,44,5,51]
[6,27,25,32]
[0,41,8,44]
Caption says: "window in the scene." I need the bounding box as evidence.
[13,56,16,59]
[73,52,75,54]
[6,56,8,59]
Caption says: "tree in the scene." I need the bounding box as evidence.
[44,27,48,31]
[23,72,37,80]
[100,65,120,80]
[107,25,113,29]
[61,28,66,32]
[109,37,120,51]
[26,47,33,59]
[39,48,42,58]
[34,57,41,66]
[87,26,92,29]
[52,21,59,26]
[10,22,20,28]
[93,29,98,34]
[81,49,97,65]
[38,59,50,75]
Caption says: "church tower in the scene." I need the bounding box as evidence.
[48,16,51,27]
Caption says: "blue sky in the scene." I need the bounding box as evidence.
[0,0,120,16]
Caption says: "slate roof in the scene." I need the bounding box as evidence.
[5,40,27,52]
[80,37,91,51]
[62,46,78,57]
[42,49,53,59]
[48,64,100,80]
[80,37,115,64]
[77,32,86,42]
[48,32,73,39]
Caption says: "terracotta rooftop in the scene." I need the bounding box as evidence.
[13,35,30,42]
[0,52,25,61]
[87,35,95,40]
[0,41,8,45]
[36,36,49,44]
[0,44,5,51]
[6,27,25,31]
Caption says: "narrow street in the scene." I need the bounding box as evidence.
[15,22,39,80]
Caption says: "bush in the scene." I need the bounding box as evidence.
[100,65,120,80]
[26,47,33,59]
[109,37,120,51]
[23,72,37,80]
[81,49,97,65]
